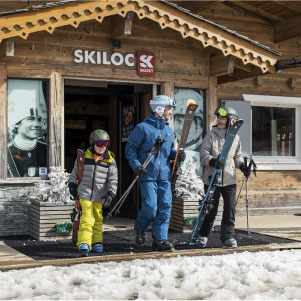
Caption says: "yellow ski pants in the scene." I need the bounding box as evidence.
[77,199,103,250]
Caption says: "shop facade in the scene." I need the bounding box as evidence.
[176,1,301,217]
[0,0,278,236]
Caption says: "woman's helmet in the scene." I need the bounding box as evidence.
[150,95,176,117]
[89,129,110,147]
[215,106,238,120]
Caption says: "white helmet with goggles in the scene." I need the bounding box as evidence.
[215,106,238,120]
[150,95,176,117]
[89,129,110,147]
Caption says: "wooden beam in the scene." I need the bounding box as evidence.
[0,63,7,180]
[49,72,63,168]
[217,67,265,85]
[192,2,220,14]
[234,59,253,73]
[254,76,264,86]
[111,12,134,39]
[275,56,301,71]
[207,76,217,132]
[124,11,134,35]
[274,1,301,14]
[161,81,174,128]
[223,2,281,24]
[6,39,14,57]
[210,55,235,77]
[275,15,301,43]
[288,78,297,89]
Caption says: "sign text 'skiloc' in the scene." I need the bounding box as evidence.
[74,49,135,66]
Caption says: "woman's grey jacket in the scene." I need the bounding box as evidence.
[69,148,118,203]
[200,126,244,186]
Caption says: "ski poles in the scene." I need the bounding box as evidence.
[236,157,257,236]
[108,136,166,217]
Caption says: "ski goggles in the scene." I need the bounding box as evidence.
[95,140,109,147]
[215,107,228,117]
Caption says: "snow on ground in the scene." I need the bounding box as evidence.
[1,249,301,300]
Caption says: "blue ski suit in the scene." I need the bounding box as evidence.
[125,112,177,240]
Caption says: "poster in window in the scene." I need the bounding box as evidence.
[121,104,135,139]
[174,88,204,177]
[7,79,48,178]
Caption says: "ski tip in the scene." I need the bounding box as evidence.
[186,99,197,107]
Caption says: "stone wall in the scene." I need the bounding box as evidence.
[0,184,35,236]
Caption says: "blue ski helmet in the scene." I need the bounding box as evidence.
[150,95,176,117]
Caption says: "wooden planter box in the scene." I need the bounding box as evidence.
[30,200,74,241]
[170,197,223,233]
[170,198,200,232]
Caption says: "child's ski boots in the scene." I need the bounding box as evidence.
[78,243,89,257]
[92,242,103,253]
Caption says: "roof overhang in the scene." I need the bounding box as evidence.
[0,0,280,75]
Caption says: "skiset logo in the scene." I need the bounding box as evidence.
[137,51,155,76]
[73,49,155,77]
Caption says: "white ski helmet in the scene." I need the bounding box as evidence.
[7,79,47,129]
[89,129,110,147]
[150,95,176,117]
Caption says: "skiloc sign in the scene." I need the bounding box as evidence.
[73,49,155,76]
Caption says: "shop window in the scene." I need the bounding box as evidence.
[174,88,205,177]
[252,106,295,157]
[239,94,301,170]
[7,79,48,178]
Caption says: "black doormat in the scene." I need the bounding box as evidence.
[2,229,299,261]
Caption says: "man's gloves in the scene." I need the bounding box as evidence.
[177,150,186,162]
[103,191,114,209]
[209,158,225,169]
[135,165,147,177]
[68,182,78,199]
[239,163,251,178]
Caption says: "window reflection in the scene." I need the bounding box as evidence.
[252,106,295,156]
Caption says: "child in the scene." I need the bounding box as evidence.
[69,129,118,256]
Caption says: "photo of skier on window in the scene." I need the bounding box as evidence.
[7,79,48,178]
[174,88,204,177]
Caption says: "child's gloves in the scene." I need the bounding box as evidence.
[68,182,78,199]
[103,191,114,209]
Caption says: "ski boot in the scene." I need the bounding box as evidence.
[198,236,208,248]
[222,238,237,249]
[152,239,175,252]
[135,230,146,246]
[78,243,89,257]
[92,242,103,253]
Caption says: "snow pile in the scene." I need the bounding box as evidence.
[32,166,71,204]
[174,161,204,199]
[0,250,301,300]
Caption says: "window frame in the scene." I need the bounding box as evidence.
[243,94,301,170]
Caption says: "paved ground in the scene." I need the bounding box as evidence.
[0,214,300,271]
[235,214,301,241]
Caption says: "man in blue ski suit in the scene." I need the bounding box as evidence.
[125,95,186,252]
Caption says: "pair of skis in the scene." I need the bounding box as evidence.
[171,99,198,191]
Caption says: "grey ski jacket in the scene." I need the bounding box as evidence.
[69,148,118,203]
[200,126,244,186]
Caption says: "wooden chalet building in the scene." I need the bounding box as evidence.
[0,0,297,236]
